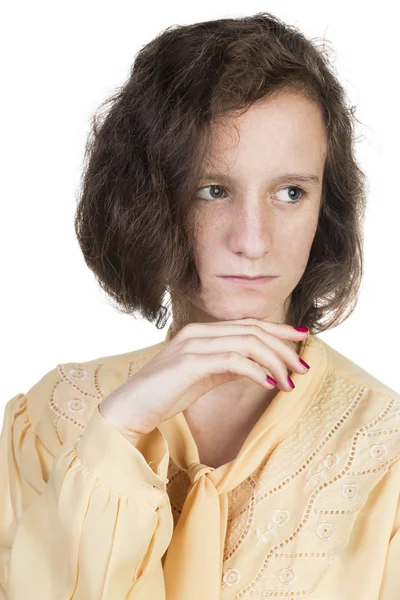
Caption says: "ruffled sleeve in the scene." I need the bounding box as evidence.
[0,369,174,599]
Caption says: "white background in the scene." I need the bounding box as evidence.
[1,1,399,424]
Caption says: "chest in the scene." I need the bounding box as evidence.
[183,404,267,469]
[190,427,245,469]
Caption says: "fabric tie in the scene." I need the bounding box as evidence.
[158,326,328,600]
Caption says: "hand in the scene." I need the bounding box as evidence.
[99,318,310,441]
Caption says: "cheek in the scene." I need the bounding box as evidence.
[280,221,317,270]
[192,230,216,270]
[192,215,220,264]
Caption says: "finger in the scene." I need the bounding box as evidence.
[181,334,300,392]
[232,317,309,340]
[179,322,308,370]
[182,318,309,341]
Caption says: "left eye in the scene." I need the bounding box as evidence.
[275,185,307,203]
[197,184,307,203]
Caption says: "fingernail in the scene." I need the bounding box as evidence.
[266,375,278,386]
[287,376,295,389]
[293,326,309,332]
[299,358,310,369]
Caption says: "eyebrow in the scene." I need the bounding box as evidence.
[201,171,321,186]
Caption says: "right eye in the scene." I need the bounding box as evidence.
[197,184,228,202]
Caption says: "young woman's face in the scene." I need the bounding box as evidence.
[188,91,327,326]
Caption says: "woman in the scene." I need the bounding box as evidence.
[1,11,399,600]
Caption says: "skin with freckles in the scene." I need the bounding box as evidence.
[183,91,328,465]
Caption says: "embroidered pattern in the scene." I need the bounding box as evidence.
[165,372,400,598]
[47,346,400,599]
[48,363,105,443]
[221,380,400,598]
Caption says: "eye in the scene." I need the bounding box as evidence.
[275,185,307,204]
[196,184,308,204]
[197,184,227,201]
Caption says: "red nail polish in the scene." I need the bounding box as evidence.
[294,326,309,332]
[299,358,310,369]
[287,376,295,389]
[266,375,278,386]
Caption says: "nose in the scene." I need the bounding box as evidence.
[228,200,275,257]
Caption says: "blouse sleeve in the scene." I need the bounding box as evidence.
[378,477,400,600]
[0,370,174,600]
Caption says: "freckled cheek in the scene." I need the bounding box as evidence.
[280,228,315,270]
[192,243,215,275]
[192,226,219,265]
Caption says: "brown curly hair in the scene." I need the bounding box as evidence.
[74,11,368,338]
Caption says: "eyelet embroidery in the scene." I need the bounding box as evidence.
[316,522,334,540]
[255,509,290,546]
[42,342,400,599]
[223,569,241,587]
[49,352,161,444]
[220,382,400,597]
[68,398,86,412]
[57,363,104,397]
[279,566,296,584]
[48,363,106,442]
[305,452,339,489]
[370,443,387,460]
[69,368,87,380]
[220,373,357,566]
[341,483,358,499]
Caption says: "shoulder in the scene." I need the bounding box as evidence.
[314,335,400,469]
[24,338,167,449]
[317,335,400,400]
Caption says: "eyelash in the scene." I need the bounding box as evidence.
[197,184,308,204]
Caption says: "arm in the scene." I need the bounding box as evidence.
[0,372,174,599]
[378,461,400,599]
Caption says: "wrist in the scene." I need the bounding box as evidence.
[98,402,142,446]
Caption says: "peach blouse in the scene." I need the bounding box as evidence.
[1,326,399,599]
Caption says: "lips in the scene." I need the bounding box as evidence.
[219,275,276,285]
[222,275,273,279]
[221,276,275,280]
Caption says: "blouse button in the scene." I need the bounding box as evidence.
[342,483,358,499]
[68,398,86,412]
[279,567,296,584]
[223,569,241,586]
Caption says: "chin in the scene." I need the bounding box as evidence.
[199,301,283,323]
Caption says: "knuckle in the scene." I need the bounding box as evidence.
[179,337,195,353]
[245,331,260,342]
[225,350,238,362]
[239,333,252,343]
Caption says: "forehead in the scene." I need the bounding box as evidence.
[204,93,327,173]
